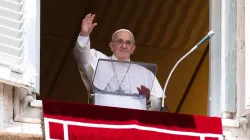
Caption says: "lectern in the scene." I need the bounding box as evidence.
[91,59,158,110]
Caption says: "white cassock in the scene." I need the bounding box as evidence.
[93,58,155,94]
[73,35,163,111]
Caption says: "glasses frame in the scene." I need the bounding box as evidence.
[111,39,135,47]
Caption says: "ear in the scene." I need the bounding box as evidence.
[130,45,136,54]
[109,42,114,52]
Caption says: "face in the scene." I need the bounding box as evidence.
[109,31,136,61]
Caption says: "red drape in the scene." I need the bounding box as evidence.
[42,100,223,140]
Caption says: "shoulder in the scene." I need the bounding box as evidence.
[131,63,155,76]
[90,49,109,59]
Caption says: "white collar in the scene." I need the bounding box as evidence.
[111,55,130,61]
[111,55,130,68]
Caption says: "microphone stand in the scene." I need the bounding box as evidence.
[161,31,215,112]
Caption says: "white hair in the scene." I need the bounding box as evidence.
[111,29,135,43]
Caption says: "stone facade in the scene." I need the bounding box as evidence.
[0,83,43,139]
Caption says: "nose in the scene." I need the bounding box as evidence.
[121,42,127,48]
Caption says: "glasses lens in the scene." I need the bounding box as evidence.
[115,39,133,46]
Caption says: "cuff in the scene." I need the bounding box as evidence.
[146,100,151,105]
[146,100,151,110]
[77,35,90,47]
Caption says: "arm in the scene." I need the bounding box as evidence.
[72,13,98,93]
[147,77,164,111]
[73,13,97,68]
[73,35,94,92]
[73,35,107,87]
[73,36,94,95]
[137,84,162,111]
[73,35,91,66]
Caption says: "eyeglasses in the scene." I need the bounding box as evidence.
[112,39,134,47]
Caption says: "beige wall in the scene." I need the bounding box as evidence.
[179,52,209,115]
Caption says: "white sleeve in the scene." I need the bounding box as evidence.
[73,34,109,94]
[147,96,161,111]
[77,35,90,48]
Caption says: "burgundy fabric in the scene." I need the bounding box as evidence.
[42,100,223,140]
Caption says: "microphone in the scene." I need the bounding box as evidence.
[196,31,215,47]
[161,30,215,112]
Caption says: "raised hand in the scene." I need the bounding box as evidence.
[80,13,97,36]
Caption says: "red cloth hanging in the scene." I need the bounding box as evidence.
[42,100,223,140]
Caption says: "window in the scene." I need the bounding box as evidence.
[0,0,40,94]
